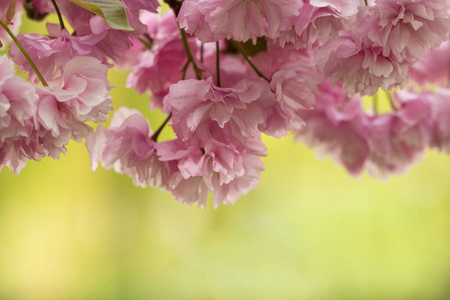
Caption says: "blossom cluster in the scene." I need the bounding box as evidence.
[0,0,449,208]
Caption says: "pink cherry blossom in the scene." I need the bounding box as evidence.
[316,29,410,96]
[119,10,180,68]
[157,135,266,208]
[127,36,200,109]
[0,123,47,175]
[372,0,450,63]
[295,82,434,178]
[429,89,450,153]
[141,9,180,42]
[249,43,316,80]
[10,16,145,84]
[178,0,303,43]
[310,0,362,17]
[203,49,250,87]
[411,40,450,86]
[79,16,147,65]
[10,25,107,84]
[294,81,371,176]
[35,56,112,158]
[366,91,432,177]
[0,55,40,174]
[87,107,169,188]
[267,60,322,136]
[123,0,160,27]
[162,77,276,143]
[277,0,357,49]
[0,56,37,141]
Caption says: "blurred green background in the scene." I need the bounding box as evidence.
[1,14,450,300]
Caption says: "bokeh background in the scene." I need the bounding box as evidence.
[1,14,450,300]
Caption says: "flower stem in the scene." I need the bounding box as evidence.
[163,0,182,17]
[151,113,172,142]
[230,40,269,82]
[0,20,48,86]
[373,93,379,116]
[151,60,191,142]
[387,90,400,110]
[447,61,450,88]
[181,60,191,80]
[51,0,65,31]
[200,42,204,63]
[216,41,221,87]
[138,37,152,50]
[179,28,201,80]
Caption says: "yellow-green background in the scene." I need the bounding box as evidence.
[1,14,450,300]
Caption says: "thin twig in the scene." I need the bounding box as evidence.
[216,41,221,87]
[0,20,48,86]
[51,0,66,31]
[230,40,270,82]
[179,28,201,80]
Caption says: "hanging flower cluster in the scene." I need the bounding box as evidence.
[0,0,449,208]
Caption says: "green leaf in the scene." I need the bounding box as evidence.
[68,0,134,31]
